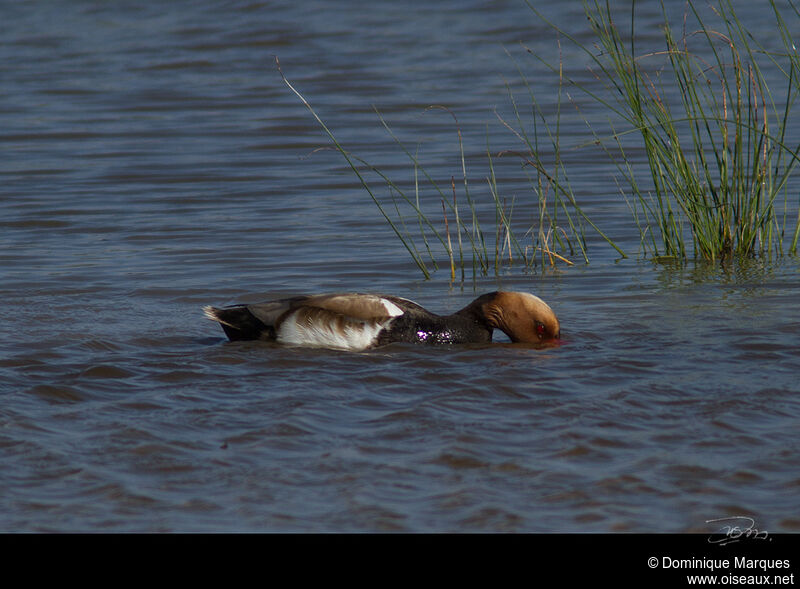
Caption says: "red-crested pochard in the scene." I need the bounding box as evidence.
[204,291,560,351]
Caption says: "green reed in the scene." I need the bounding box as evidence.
[495,46,625,265]
[280,0,800,274]
[527,0,800,261]
[277,56,620,280]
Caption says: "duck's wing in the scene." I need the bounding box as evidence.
[300,293,406,321]
[242,293,407,325]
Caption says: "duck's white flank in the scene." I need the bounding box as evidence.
[276,312,392,351]
[276,296,405,351]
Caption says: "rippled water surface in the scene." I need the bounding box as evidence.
[2,1,800,532]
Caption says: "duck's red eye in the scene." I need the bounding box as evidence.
[536,322,546,337]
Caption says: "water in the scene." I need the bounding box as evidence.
[2,0,799,533]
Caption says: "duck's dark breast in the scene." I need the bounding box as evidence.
[378,314,492,346]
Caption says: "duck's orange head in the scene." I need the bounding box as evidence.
[482,291,560,345]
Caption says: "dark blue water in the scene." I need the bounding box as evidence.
[1,0,799,533]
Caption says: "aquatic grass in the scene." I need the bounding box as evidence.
[526,0,800,261]
[769,0,800,253]
[277,57,604,280]
[494,51,626,264]
[280,1,800,274]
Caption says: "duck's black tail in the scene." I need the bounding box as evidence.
[203,306,275,341]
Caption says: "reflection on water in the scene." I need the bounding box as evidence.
[1,1,800,532]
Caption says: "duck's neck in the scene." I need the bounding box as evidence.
[452,292,498,331]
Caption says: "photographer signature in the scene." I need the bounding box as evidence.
[706,516,770,546]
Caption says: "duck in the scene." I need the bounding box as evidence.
[204,291,560,352]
